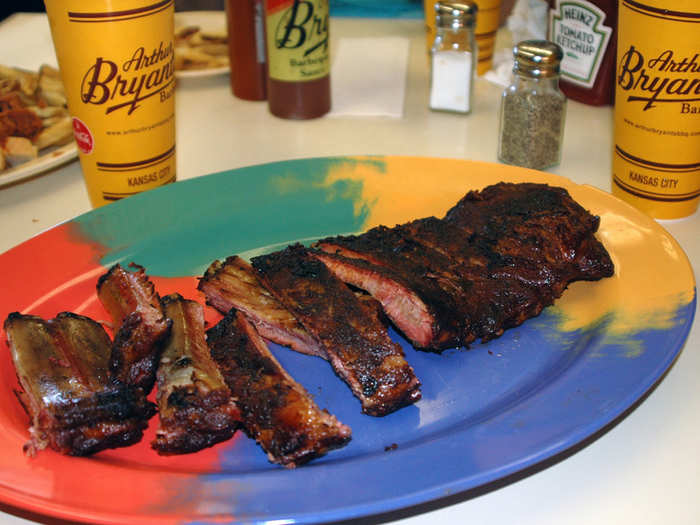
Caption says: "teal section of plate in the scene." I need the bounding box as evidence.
[331,0,424,18]
[72,157,376,276]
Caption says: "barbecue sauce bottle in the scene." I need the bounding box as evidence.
[547,0,617,105]
[264,0,330,119]
[227,0,267,100]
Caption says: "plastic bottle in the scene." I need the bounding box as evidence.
[227,0,267,100]
[547,0,617,105]
[264,0,330,119]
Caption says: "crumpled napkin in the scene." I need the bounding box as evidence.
[328,37,410,118]
[483,0,549,88]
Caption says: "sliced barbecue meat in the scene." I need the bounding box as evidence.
[198,256,323,357]
[152,294,240,455]
[198,256,386,356]
[252,244,422,416]
[207,309,351,467]
[4,312,155,456]
[97,263,171,393]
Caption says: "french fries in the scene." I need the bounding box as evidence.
[174,25,229,72]
[0,63,74,173]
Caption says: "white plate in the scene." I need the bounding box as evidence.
[174,11,230,80]
[0,141,78,188]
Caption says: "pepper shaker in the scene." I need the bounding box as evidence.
[429,1,478,114]
[498,40,567,170]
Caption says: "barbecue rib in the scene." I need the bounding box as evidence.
[4,312,155,456]
[251,244,422,416]
[314,183,614,349]
[96,263,171,393]
[199,256,388,356]
[152,294,240,455]
[207,309,352,467]
[198,256,323,357]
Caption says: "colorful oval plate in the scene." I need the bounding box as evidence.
[0,157,695,524]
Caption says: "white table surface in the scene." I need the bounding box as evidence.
[0,12,698,525]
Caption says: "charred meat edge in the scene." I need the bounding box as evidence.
[252,244,422,416]
[96,263,172,393]
[152,293,240,455]
[4,312,155,456]
[207,308,351,467]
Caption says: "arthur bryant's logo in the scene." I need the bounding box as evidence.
[617,45,700,111]
[80,41,175,115]
[274,0,328,57]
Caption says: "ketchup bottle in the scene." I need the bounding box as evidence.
[227,0,267,101]
[547,0,617,105]
[264,0,330,119]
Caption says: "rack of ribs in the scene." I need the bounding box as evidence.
[96,263,172,393]
[152,294,240,455]
[314,182,614,349]
[207,308,352,467]
[4,312,155,456]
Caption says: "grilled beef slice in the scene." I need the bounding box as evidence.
[4,312,155,456]
[152,294,240,455]
[252,244,422,416]
[96,263,172,393]
[198,256,323,357]
[207,309,351,467]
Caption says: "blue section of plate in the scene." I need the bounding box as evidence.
[177,299,695,523]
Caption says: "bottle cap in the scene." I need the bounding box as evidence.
[512,40,563,78]
[434,1,478,28]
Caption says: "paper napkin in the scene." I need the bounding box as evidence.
[328,37,410,118]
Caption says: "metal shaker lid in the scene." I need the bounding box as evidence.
[434,1,478,28]
[512,40,564,78]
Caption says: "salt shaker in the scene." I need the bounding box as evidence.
[429,1,478,114]
[498,40,567,170]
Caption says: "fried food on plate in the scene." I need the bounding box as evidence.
[0,63,73,173]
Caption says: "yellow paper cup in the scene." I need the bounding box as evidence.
[612,0,700,219]
[44,0,177,208]
[424,0,501,75]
